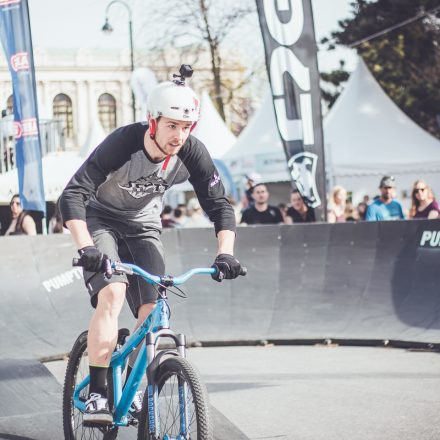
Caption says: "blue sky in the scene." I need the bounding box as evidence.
[27,0,357,73]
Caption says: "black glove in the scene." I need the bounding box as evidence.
[211,253,241,282]
[78,246,108,272]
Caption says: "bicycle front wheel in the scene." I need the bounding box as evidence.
[62,330,118,440]
[138,356,212,440]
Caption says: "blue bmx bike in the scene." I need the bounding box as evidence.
[62,260,246,440]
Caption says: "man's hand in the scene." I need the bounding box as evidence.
[211,253,242,282]
[78,246,108,272]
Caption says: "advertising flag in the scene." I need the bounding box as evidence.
[256,0,326,220]
[0,0,45,214]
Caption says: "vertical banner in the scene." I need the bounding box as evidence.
[256,0,326,220]
[0,0,45,214]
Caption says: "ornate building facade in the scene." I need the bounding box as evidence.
[0,47,135,150]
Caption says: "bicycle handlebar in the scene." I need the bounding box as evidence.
[72,259,247,285]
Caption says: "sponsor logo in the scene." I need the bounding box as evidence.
[420,230,440,247]
[10,52,29,72]
[263,0,314,145]
[42,268,83,292]
[13,122,22,138]
[260,0,321,209]
[147,385,155,432]
[118,172,169,199]
[0,0,20,6]
[210,173,220,187]
[288,152,321,208]
[14,118,38,139]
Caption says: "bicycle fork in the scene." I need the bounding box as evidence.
[146,328,189,439]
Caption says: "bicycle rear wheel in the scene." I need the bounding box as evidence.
[62,330,118,440]
[137,356,212,440]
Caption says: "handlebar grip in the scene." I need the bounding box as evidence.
[72,258,81,267]
[104,258,112,279]
[240,266,247,276]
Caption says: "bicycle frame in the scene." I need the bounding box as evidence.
[72,264,215,430]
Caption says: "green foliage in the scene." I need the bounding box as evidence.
[324,0,440,138]
[320,60,350,109]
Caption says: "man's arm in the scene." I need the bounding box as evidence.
[59,125,140,227]
[22,214,36,236]
[65,219,94,249]
[216,229,235,255]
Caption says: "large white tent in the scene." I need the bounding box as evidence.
[224,58,440,204]
[222,89,290,183]
[192,91,236,159]
[0,152,84,203]
[325,58,440,203]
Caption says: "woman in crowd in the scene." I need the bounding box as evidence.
[327,186,347,223]
[4,194,36,236]
[409,180,440,219]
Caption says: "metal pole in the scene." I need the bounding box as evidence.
[129,19,136,122]
[103,0,136,122]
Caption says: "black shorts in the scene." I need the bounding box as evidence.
[83,216,165,318]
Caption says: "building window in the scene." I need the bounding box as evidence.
[98,93,117,132]
[53,93,73,139]
[6,95,13,114]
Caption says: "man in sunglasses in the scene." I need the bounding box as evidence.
[365,176,405,221]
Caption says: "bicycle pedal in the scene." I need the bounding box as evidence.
[127,414,139,426]
[82,419,114,428]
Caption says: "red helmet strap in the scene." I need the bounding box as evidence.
[149,118,157,139]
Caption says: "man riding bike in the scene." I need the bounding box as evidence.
[59,65,242,425]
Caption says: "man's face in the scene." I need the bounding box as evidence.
[154,117,193,156]
[252,185,269,204]
[380,185,395,202]
[291,192,305,210]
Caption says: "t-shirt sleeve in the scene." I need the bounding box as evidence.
[59,125,136,223]
[240,209,249,224]
[178,137,236,235]
[399,203,405,219]
[365,204,376,221]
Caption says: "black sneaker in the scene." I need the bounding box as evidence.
[83,393,113,426]
[128,390,143,420]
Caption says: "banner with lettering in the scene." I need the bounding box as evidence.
[0,0,45,214]
[256,0,326,220]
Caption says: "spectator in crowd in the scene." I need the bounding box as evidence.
[49,198,69,233]
[285,189,315,223]
[240,183,283,225]
[356,202,368,221]
[365,176,405,221]
[344,201,357,221]
[409,179,440,219]
[177,203,187,218]
[4,194,36,236]
[241,172,261,210]
[327,185,347,223]
[173,207,186,227]
[160,205,176,228]
[184,198,212,228]
[278,202,289,223]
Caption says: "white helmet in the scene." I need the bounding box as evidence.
[147,81,200,122]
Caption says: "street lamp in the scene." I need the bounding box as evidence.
[102,0,136,122]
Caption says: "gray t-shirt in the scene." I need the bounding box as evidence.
[60,122,235,235]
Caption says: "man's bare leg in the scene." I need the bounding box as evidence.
[88,282,127,365]
[84,282,126,424]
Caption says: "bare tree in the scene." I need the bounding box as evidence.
[140,0,256,121]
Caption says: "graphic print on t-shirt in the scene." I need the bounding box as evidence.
[118,171,169,199]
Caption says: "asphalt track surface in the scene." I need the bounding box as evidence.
[2,345,440,440]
